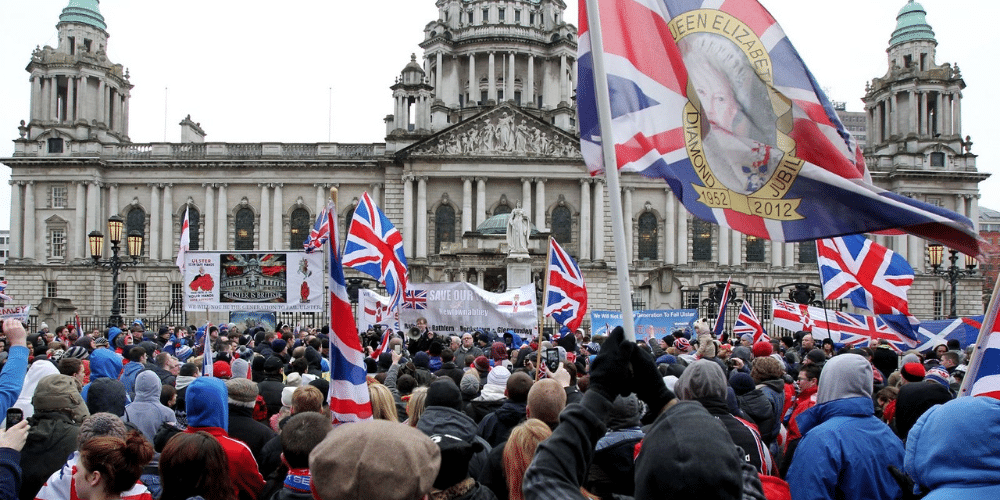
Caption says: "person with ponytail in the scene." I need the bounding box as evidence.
[72,430,153,500]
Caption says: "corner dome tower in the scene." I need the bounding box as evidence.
[58,0,107,31]
[889,1,935,49]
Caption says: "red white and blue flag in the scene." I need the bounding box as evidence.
[733,299,768,343]
[577,0,980,256]
[201,321,213,377]
[817,235,915,319]
[402,289,428,310]
[543,238,589,332]
[0,280,11,302]
[370,329,393,359]
[344,192,409,308]
[323,201,373,423]
[771,300,916,352]
[302,203,331,254]
[713,278,732,338]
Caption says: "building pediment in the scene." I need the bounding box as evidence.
[398,103,582,161]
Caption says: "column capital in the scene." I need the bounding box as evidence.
[593,178,606,185]
[461,177,474,183]
[162,183,173,189]
[579,178,593,186]
[402,173,416,182]
[273,183,284,189]
[259,183,272,188]
[475,177,487,183]
[623,186,635,193]
[369,183,384,190]
[8,180,17,187]
[520,177,532,184]
[533,177,547,184]
[105,182,118,189]
[416,175,429,182]
[217,183,228,189]
[203,183,216,188]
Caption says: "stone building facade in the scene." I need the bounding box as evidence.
[2,0,987,330]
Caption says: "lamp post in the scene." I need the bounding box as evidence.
[90,215,144,328]
[928,244,977,319]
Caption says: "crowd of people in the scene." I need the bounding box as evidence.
[0,315,997,500]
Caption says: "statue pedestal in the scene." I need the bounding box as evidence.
[506,253,532,291]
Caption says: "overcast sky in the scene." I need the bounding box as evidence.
[1,0,996,232]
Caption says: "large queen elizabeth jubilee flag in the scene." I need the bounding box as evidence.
[577,0,980,255]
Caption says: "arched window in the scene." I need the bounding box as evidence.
[344,204,358,245]
[551,205,572,244]
[692,219,712,261]
[235,208,255,250]
[799,240,817,264]
[746,236,765,262]
[126,207,146,256]
[435,204,456,253]
[494,203,512,216]
[638,212,658,260]
[185,206,201,251]
[289,208,311,250]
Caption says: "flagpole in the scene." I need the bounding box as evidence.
[537,237,553,380]
[583,0,635,342]
[959,271,1000,396]
[330,187,339,337]
[813,241,834,344]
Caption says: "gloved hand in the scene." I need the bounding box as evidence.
[631,342,676,422]
[588,326,634,402]
[888,466,924,500]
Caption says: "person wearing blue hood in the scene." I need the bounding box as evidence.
[903,396,1000,499]
[786,353,904,500]
[80,344,124,402]
[184,377,265,500]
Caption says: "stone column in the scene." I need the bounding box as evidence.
[890,93,898,137]
[371,184,382,206]
[403,175,414,258]
[272,184,283,249]
[204,184,215,250]
[919,92,928,135]
[907,232,922,273]
[935,92,943,135]
[66,77,76,123]
[476,178,487,227]
[149,185,161,260]
[259,184,271,249]
[417,177,428,258]
[9,181,22,259]
[783,242,794,268]
[162,184,174,261]
[593,178,605,261]
[436,52,444,97]
[534,179,546,231]
[954,93,962,137]
[476,268,485,289]
[30,77,40,123]
[86,181,100,240]
[24,181,35,261]
[50,78,59,122]
[731,230,742,266]
[216,184,228,250]
[945,94,954,136]
[521,178,532,220]
[462,178,473,233]
[507,52,515,102]
[488,52,496,102]
[75,182,87,259]
[664,189,675,265]
[580,180,591,260]
[526,55,535,106]
[676,210,688,265]
[909,90,917,134]
[623,188,633,261]
[770,240,782,268]
[468,53,476,104]
[718,224,730,266]
[560,54,568,103]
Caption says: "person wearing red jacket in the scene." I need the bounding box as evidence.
[184,377,264,500]
[779,363,821,477]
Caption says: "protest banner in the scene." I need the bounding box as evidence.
[0,305,30,323]
[181,251,325,312]
[591,309,698,340]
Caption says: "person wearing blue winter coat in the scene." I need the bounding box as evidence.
[786,353,904,500]
[119,346,146,400]
[80,346,124,401]
[904,396,1000,499]
[0,319,30,416]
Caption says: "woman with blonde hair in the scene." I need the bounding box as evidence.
[368,383,399,422]
[404,386,428,427]
[503,418,552,500]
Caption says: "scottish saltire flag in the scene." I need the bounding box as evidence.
[543,238,589,332]
[577,0,980,256]
[177,206,190,274]
[344,192,409,307]
[303,204,331,254]
[0,280,11,302]
[817,235,915,319]
[733,300,768,343]
[324,201,373,423]
[713,278,732,338]
[915,316,982,352]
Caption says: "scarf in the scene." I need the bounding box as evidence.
[283,468,311,493]
[176,375,196,391]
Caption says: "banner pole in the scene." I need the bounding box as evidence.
[813,241,834,344]
[959,271,1000,396]
[583,0,635,341]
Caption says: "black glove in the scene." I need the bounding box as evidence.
[888,466,924,500]
[631,342,676,423]
[588,326,634,402]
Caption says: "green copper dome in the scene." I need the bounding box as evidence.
[889,0,935,47]
[59,0,107,31]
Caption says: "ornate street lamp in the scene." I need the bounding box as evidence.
[90,216,143,328]
[928,244,977,319]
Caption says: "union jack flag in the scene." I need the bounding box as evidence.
[577,0,979,255]
[323,200,373,423]
[817,235,915,320]
[402,289,427,310]
[733,300,768,343]
[302,203,331,254]
[343,192,408,309]
[814,311,917,353]
[713,278,732,339]
[543,238,588,332]
[0,280,11,302]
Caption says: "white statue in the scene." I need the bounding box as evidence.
[506,202,530,254]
